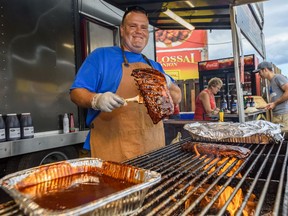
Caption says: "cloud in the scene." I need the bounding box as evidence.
[264,0,288,17]
[207,1,288,76]
[263,0,288,73]
[207,30,233,59]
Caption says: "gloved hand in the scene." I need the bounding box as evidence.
[164,74,172,88]
[91,92,125,112]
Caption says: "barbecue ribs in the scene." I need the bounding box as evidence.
[181,141,251,159]
[131,68,174,124]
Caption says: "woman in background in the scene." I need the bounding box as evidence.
[194,77,223,120]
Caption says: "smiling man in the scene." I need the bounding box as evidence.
[120,7,149,53]
[70,6,181,162]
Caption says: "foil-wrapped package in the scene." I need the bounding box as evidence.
[184,120,283,144]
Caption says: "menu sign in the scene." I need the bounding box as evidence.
[236,5,265,58]
[156,30,207,80]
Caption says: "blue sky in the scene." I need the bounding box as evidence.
[207,0,288,76]
[263,0,288,76]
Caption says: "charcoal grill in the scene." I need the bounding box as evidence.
[0,137,288,215]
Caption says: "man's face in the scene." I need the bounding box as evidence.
[120,11,149,53]
[258,68,266,78]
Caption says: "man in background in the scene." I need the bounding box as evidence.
[253,61,288,137]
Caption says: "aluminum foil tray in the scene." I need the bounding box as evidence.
[184,120,283,144]
[0,158,161,216]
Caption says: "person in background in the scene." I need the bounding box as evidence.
[194,77,223,120]
[70,6,182,162]
[253,61,288,137]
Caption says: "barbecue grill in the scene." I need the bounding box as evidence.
[0,137,288,215]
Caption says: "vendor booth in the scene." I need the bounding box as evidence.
[2,1,287,216]
[104,0,267,122]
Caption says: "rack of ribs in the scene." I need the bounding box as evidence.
[131,68,174,124]
[181,141,251,159]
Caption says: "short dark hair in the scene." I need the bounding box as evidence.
[121,6,148,24]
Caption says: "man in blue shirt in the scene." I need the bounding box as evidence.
[70,6,181,161]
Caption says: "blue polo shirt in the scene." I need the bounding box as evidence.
[70,46,167,150]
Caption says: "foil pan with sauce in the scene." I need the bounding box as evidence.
[184,120,283,144]
[0,158,161,216]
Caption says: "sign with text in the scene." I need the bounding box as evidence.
[236,4,265,58]
[156,30,207,80]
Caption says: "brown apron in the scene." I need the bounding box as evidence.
[90,61,165,162]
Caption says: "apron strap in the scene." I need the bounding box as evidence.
[141,54,153,68]
[121,45,153,68]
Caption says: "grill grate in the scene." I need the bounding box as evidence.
[124,137,288,216]
[0,137,287,215]
[0,201,21,216]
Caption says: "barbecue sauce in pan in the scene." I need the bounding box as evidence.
[18,172,137,210]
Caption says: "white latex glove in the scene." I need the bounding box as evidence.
[92,92,125,112]
[164,74,172,88]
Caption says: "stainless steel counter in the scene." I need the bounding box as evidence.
[0,130,89,159]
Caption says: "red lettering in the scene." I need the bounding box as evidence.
[205,61,219,70]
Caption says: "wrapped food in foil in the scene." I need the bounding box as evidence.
[0,158,161,216]
[184,120,283,144]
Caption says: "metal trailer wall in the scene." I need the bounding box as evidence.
[0,0,78,132]
[0,0,156,133]
[79,0,156,61]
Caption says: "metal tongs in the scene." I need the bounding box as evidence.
[124,95,144,105]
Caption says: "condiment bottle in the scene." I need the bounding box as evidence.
[245,97,251,108]
[230,95,237,114]
[226,94,231,111]
[221,94,227,112]
[243,97,247,109]
[69,113,75,133]
[6,113,21,141]
[0,114,6,142]
[63,113,69,134]
[250,97,255,107]
[20,113,34,139]
[219,108,224,122]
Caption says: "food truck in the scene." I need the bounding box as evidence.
[0,0,266,174]
[0,0,287,215]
